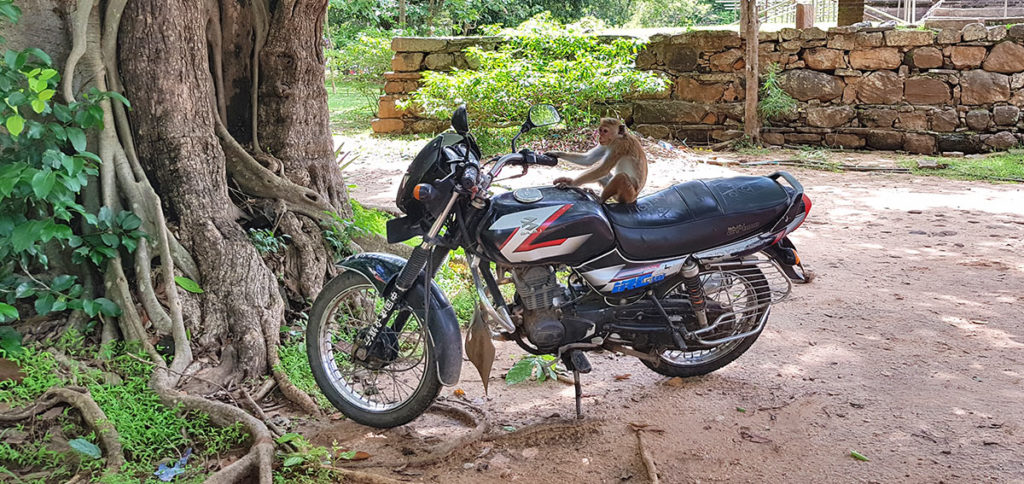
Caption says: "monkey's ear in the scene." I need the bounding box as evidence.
[618,124,626,135]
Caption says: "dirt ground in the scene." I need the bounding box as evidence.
[305,141,1024,483]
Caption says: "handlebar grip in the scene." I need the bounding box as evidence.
[535,154,558,166]
[461,166,479,189]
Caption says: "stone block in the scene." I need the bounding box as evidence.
[423,53,454,70]
[710,48,744,72]
[909,46,943,69]
[857,71,904,104]
[634,101,709,124]
[965,109,992,130]
[383,80,418,94]
[884,29,935,47]
[960,70,1011,105]
[778,69,845,102]
[849,48,902,69]
[377,96,412,118]
[931,109,959,131]
[860,108,898,127]
[1010,24,1024,40]
[806,106,857,127]
[827,34,856,50]
[674,77,725,103]
[866,131,905,150]
[937,28,962,44]
[824,133,866,148]
[784,133,823,144]
[669,30,742,51]
[391,37,448,53]
[905,77,952,104]
[898,111,929,130]
[780,28,801,41]
[802,27,828,40]
[779,40,803,54]
[938,133,984,153]
[371,118,405,133]
[664,47,699,72]
[803,48,846,70]
[988,26,1008,42]
[391,52,424,72]
[410,119,450,133]
[984,131,1019,150]
[836,68,863,77]
[636,48,658,69]
[634,124,671,139]
[712,129,744,141]
[982,42,1024,73]
[855,32,884,48]
[961,23,988,42]
[904,133,937,154]
[993,105,1021,125]
[950,46,988,69]
[763,132,786,145]
[1012,73,1024,89]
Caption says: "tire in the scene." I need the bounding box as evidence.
[307,270,441,428]
[642,264,770,378]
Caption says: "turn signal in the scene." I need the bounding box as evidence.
[412,183,435,202]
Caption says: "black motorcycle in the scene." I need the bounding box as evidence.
[307,105,812,428]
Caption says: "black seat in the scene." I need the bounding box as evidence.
[604,176,791,260]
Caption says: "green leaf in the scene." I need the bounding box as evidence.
[100,232,119,248]
[850,450,869,462]
[174,276,204,294]
[93,297,121,317]
[0,302,18,322]
[10,221,40,252]
[22,47,52,66]
[5,114,24,137]
[0,163,24,198]
[106,91,131,109]
[0,326,23,356]
[276,433,302,444]
[14,282,34,299]
[39,69,58,82]
[38,88,55,101]
[30,169,55,198]
[69,438,102,459]
[283,455,304,467]
[505,358,534,385]
[34,294,54,315]
[30,98,45,113]
[51,274,76,292]
[117,211,142,230]
[65,126,86,152]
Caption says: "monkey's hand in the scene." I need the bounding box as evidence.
[545,151,565,158]
[553,177,573,187]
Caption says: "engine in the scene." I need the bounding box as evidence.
[512,266,566,349]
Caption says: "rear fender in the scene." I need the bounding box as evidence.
[339,252,462,386]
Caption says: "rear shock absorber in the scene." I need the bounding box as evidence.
[681,259,708,328]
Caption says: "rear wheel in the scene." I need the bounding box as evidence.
[307,271,441,428]
[642,265,769,378]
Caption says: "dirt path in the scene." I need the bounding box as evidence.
[308,147,1024,483]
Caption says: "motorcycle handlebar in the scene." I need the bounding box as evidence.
[534,154,558,166]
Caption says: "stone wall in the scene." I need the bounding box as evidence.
[376,24,1024,154]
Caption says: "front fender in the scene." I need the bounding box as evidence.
[339,252,462,386]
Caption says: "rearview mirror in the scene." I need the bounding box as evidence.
[527,104,560,127]
[451,106,469,134]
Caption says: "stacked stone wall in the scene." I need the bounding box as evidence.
[376,23,1024,154]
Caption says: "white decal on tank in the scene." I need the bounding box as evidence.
[490,204,591,263]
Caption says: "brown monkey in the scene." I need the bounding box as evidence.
[547,118,648,204]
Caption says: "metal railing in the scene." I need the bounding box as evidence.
[729,0,839,25]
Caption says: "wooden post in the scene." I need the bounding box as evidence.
[796,2,814,29]
[838,0,865,26]
[741,0,761,144]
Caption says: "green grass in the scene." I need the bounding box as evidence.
[0,337,248,483]
[327,80,379,133]
[277,335,331,409]
[910,150,1024,182]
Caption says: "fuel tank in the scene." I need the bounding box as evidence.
[478,187,615,266]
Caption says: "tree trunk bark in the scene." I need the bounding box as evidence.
[838,0,865,26]
[120,0,283,381]
[741,0,761,144]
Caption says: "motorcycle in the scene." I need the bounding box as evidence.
[307,105,811,428]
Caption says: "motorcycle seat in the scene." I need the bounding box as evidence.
[604,176,791,260]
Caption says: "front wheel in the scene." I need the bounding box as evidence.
[307,271,441,428]
[642,265,770,378]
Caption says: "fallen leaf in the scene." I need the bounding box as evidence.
[613,373,631,381]
[739,429,771,444]
[736,407,747,413]
[465,304,496,394]
[850,450,869,461]
[453,388,466,398]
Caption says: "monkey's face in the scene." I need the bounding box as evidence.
[596,124,617,145]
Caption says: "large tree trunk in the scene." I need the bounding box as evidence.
[120,0,283,380]
[741,0,760,144]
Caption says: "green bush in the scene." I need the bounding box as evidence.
[406,13,669,127]
[758,63,797,122]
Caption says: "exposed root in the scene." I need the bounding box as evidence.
[261,294,322,416]
[60,0,94,103]
[250,0,270,153]
[214,117,335,221]
[630,423,661,484]
[340,401,489,469]
[0,387,126,473]
[320,465,405,484]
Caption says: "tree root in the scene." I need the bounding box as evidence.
[338,401,489,469]
[320,465,405,484]
[630,423,661,484]
[0,387,126,473]
[60,0,94,103]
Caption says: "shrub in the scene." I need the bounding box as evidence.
[406,13,669,127]
[758,63,797,122]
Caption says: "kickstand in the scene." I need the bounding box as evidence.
[573,369,583,420]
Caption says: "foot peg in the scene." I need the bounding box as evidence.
[562,350,591,374]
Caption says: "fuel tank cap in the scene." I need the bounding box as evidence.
[512,187,543,203]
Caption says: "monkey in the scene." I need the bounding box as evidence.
[546,118,648,204]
